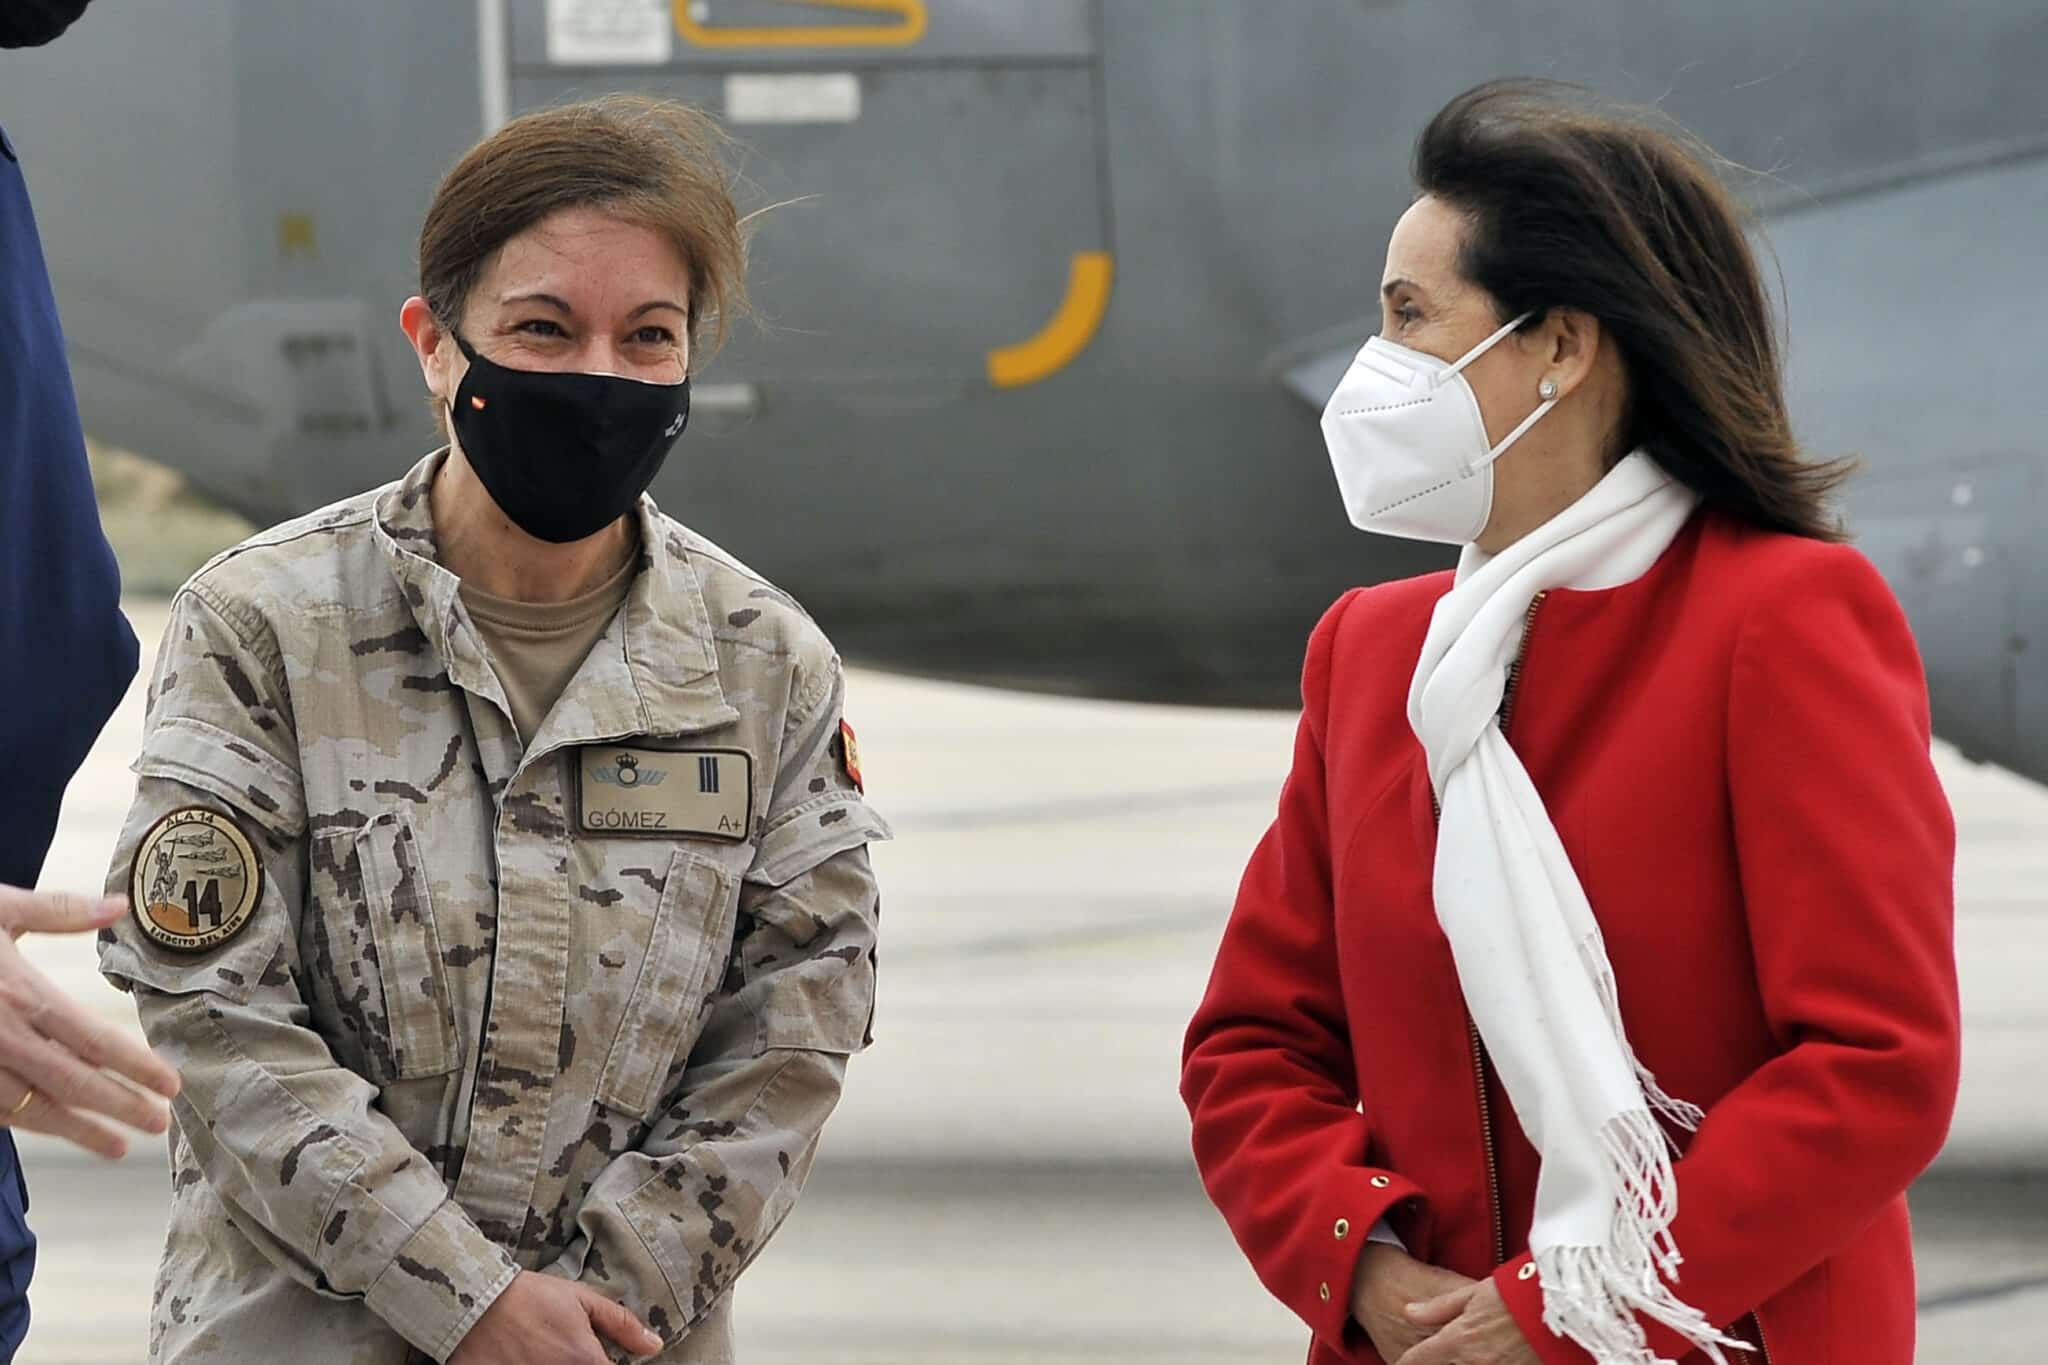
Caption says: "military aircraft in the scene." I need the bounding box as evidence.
[4,0,2044,779]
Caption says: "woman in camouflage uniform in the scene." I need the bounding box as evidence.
[101,96,887,1365]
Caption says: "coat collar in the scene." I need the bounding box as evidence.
[372,450,737,756]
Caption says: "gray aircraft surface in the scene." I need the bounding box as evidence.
[4,1,2045,778]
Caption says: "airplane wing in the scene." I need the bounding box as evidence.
[1274,329,1366,413]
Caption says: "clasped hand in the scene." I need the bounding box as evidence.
[1351,1243,1541,1365]
[449,1271,665,1365]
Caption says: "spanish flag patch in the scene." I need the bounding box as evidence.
[839,719,864,793]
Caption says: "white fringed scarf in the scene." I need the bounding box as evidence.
[1409,453,1747,1364]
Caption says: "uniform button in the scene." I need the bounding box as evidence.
[1370,1175,1392,1189]
[1318,1282,1331,1302]
[1519,1263,1538,1281]
[1334,1218,1351,1240]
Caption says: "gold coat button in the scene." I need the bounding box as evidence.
[1334,1218,1351,1240]
[1370,1175,1392,1189]
[1319,1281,1332,1302]
[1519,1263,1539,1281]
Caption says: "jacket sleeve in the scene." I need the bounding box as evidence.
[1181,589,1426,1360]
[0,130,137,888]
[1495,548,1961,1362]
[99,584,518,1363]
[545,654,886,1348]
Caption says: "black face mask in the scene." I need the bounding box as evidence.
[448,331,690,545]
[0,0,94,48]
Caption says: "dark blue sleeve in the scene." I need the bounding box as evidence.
[0,1133,32,1357]
[0,124,139,889]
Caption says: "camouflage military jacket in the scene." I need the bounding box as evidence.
[100,450,887,1364]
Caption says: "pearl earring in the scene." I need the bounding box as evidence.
[1538,379,1559,400]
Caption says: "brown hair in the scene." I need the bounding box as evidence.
[419,94,749,357]
[1414,79,1851,541]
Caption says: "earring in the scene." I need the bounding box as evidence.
[1538,379,1560,400]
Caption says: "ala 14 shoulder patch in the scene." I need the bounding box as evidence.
[130,807,264,953]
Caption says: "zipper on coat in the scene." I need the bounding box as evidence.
[1430,785,1505,1268]
[1466,1017,1507,1268]
[1436,591,1547,1270]
[1747,1310,1774,1364]
[1498,591,1548,736]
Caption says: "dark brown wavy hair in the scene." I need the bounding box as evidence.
[1414,79,1851,541]
[419,95,749,357]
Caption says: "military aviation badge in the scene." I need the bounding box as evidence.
[129,807,264,953]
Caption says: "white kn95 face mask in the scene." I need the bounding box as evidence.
[1320,313,1557,545]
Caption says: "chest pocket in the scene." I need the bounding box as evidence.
[308,812,461,1084]
[596,849,739,1122]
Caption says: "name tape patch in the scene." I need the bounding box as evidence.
[577,745,753,840]
[129,807,265,954]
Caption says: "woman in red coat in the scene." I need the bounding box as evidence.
[1180,81,1960,1365]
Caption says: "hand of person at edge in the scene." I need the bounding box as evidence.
[450,1271,665,1365]
[1349,1242,1479,1363]
[1398,1277,1543,1365]
[0,887,181,1158]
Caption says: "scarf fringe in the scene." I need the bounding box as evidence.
[1536,1111,1754,1365]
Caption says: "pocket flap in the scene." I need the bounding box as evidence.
[744,798,892,889]
[135,717,305,838]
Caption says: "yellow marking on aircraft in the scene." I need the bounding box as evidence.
[673,0,927,50]
[987,252,1115,389]
[277,213,317,259]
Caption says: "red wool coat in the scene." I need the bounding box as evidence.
[1181,511,1960,1365]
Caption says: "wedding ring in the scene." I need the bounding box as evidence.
[4,1088,34,1120]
